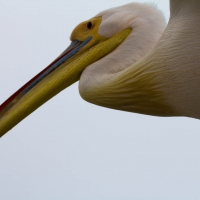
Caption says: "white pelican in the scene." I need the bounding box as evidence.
[0,0,200,137]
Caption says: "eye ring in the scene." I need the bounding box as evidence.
[87,21,93,29]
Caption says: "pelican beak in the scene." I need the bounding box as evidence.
[0,20,131,137]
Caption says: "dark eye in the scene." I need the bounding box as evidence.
[87,21,93,29]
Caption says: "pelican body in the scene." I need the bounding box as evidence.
[1,0,200,137]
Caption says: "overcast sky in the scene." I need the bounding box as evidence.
[0,0,200,200]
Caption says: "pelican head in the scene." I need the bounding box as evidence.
[1,1,200,137]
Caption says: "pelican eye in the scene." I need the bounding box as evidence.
[87,21,93,29]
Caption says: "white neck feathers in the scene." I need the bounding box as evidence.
[80,3,166,91]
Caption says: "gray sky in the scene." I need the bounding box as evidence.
[0,0,200,199]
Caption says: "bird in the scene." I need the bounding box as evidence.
[1,0,200,137]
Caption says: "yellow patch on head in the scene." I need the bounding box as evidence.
[70,17,107,54]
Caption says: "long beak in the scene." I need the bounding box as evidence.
[0,28,131,137]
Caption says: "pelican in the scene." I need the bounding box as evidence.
[1,0,200,137]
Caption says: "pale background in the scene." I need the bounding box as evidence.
[0,0,200,199]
